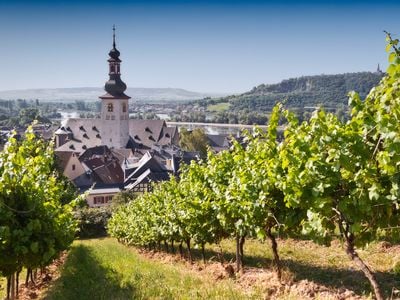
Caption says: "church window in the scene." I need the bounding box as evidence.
[107,103,113,112]
[72,164,76,171]
[122,102,127,113]
[111,115,116,120]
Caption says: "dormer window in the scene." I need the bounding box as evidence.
[83,133,89,139]
[165,133,170,138]
[145,127,152,133]
[96,133,101,139]
[79,126,85,132]
[134,135,140,140]
[107,103,113,112]
[92,126,98,132]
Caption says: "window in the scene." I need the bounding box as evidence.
[93,196,104,204]
[72,164,75,171]
[111,115,116,120]
[122,102,127,113]
[107,103,113,112]
[105,195,113,203]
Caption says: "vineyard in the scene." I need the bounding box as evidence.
[0,126,82,299]
[108,35,400,300]
[0,35,400,300]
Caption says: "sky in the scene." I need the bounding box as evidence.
[0,0,399,94]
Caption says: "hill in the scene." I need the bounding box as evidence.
[0,87,226,103]
[203,72,385,112]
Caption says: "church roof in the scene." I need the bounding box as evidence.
[129,119,167,148]
[55,118,179,154]
[55,118,102,152]
[158,126,177,145]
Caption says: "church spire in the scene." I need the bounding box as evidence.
[100,26,130,100]
[113,24,116,49]
[376,63,383,74]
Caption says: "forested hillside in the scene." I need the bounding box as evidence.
[201,72,384,113]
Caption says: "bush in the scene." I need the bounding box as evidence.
[74,207,112,238]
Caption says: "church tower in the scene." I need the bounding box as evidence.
[99,26,130,149]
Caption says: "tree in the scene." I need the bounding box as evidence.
[179,128,209,158]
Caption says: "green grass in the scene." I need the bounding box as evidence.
[0,275,5,299]
[2,238,398,299]
[0,268,27,299]
[207,102,230,112]
[43,238,256,300]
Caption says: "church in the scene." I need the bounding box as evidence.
[54,28,190,207]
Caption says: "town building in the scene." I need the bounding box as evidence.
[54,28,189,206]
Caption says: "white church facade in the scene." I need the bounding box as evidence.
[54,28,185,206]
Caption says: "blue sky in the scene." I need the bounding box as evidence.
[0,0,399,93]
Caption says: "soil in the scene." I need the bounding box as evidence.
[14,252,67,300]
[137,247,365,299]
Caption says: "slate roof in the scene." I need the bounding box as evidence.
[129,119,167,148]
[124,152,167,185]
[55,118,102,152]
[79,145,111,162]
[158,126,177,145]
[92,159,124,184]
[82,157,104,170]
[55,118,178,152]
[125,168,171,190]
[111,148,134,164]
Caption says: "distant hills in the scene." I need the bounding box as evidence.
[0,87,226,102]
[204,72,385,112]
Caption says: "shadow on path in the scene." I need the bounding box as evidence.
[44,244,136,300]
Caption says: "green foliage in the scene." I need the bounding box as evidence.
[393,260,400,276]
[207,102,231,112]
[179,127,209,158]
[109,35,400,298]
[0,126,80,277]
[74,207,113,238]
[109,106,290,269]
[208,72,384,113]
